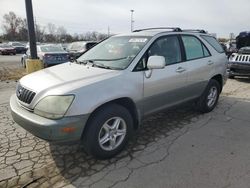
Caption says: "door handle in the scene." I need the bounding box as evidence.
[176,67,186,73]
[207,60,214,65]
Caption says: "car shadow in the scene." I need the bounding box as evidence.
[46,95,250,187]
[234,77,250,83]
[47,102,200,186]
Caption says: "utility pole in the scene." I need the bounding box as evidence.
[130,10,134,32]
[25,0,37,59]
[25,0,43,73]
[108,26,110,37]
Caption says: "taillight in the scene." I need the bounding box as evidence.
[44,54,52,58]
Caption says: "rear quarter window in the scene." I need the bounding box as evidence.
[201,35,224,53]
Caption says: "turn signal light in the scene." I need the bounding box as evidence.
[61,127,76,133]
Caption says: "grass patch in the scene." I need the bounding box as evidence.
[0,67,27,81]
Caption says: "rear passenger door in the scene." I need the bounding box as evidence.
[180,35,213,98]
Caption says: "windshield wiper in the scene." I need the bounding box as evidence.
[93,62,111,69]
[85,57,128,62]
[76,60,92,65]
[69,56,82,64]
[92,62,122,70]
[77,59,122,70]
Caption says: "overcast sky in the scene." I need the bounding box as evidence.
[0,0,250,38]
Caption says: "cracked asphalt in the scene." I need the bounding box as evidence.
[1,78,250,188]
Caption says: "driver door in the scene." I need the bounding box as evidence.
[142,35,189,115]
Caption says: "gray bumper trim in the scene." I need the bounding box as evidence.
[10,94,89,142]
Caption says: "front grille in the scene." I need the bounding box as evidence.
[235,55,250,62]
[16,84,36,104]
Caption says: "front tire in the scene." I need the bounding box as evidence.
[83,104,133,159]
[197,79,220,113]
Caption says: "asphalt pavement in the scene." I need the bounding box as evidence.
[1,78,250,188]
[0,54,23,69]
[1,56,250,187]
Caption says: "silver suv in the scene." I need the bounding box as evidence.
[10,28,228,159]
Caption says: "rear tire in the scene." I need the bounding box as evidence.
[196,79,220,113]
[83,104,133,159]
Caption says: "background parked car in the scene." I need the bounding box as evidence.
[219,42,227,52]
[0,43,16,55]
[56,43,69,51]
[8,41,26,53]
[67,41,97,59]
[21,44,70,68]
[25,42,41,50]
[228,31,250,78]
[225,40,237,58]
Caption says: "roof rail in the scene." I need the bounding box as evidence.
[133,27,182,32]
[181,29,207,34]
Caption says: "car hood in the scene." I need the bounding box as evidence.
[238,47,250,54]
[19,62,121,94]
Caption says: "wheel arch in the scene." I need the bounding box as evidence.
[211,74,223,93]
[82,97,141,139]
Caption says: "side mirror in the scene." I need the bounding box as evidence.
[147,56,165,69]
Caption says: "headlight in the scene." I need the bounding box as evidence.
[34,95,74,119]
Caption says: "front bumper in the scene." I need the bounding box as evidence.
[1,50,15,54]
[10,94,89,142]
[228,62,250,77]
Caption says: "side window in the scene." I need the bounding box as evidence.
[181,35,205,60]
[148,36,181,65]
[203,45,210,57]
[134,35,182,71]
[201,35,224,53]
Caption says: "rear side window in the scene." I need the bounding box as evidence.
[181,35,209,60]
[203,45,210,57]
[201,35,224,53]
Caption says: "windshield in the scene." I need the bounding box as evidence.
[68,42,86,51]
[0,44,13,48]
[40,45,65,52]
[78,36,151,70]
[11,42,24,46]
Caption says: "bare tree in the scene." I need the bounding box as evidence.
[2,11,22,40]
[57,26,67,36]
[47,23,56,35]
[1,11,109,42]
[35,24,46,42]
[73,33,80,41]
[83,31,108,41]
[18,18,28,41]
[56,26,67,42]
